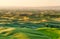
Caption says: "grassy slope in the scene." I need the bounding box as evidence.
[0,27,60,39]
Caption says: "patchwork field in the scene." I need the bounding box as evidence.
[0,9,60,39]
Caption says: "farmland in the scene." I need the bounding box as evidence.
[0,9,60,39]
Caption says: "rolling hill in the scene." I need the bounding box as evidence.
[0,27,60,39]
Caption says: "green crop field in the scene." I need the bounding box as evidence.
[0,27,60,39]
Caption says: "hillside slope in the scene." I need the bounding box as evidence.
[0,27,59,39]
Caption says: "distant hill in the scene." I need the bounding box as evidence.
[25,6,60,10]
[0,6,60,10]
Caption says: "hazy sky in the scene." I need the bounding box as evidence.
[0,0,60,7]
